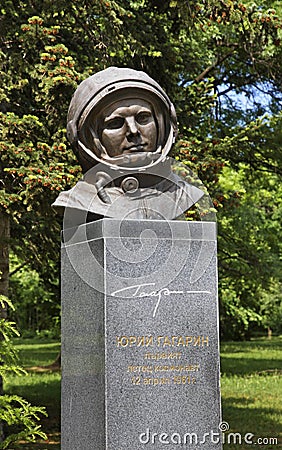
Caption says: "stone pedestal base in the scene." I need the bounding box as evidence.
[61,219,222,449]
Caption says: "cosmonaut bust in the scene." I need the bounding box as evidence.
[52,67,204,225]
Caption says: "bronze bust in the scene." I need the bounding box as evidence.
[52,67,204,225]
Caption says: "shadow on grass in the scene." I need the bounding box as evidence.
[6,376,60,405]
[221,356,282,376]
[16,343,61,368]
[222,397,281,449]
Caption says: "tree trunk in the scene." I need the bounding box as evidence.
[0,211,9,313]
[46,350,61,370]
[0,211,10,442]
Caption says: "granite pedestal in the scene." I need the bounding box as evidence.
[61,219,222,449]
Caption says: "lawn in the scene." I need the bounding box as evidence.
[4,339,61,450]
[220,338,281,449]
[4,337,282,449]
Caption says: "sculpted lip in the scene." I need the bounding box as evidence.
[123,143,147,153]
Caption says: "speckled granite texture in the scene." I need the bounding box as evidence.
[61,219,222,449]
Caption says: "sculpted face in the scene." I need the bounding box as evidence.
[99,99,157,157]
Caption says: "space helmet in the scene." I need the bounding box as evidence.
[66,67,178,173]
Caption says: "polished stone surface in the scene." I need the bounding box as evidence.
[61,219,222,449]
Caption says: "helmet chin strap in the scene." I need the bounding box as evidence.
[100,150,161,169]
[79,128,175,205]
[77,125,175,172]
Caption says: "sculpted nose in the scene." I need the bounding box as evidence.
[126,117,139,135]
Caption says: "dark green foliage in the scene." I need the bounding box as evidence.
[0,0,281,339]
[0,297,47,448]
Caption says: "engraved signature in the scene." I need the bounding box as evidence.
[111,283,211,318]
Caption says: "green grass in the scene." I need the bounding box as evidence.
[14,338,60,367]
[220,337,282,449]
[4,338,61,449]
[4,337,282,449]
[221,339,281,376]
[12,338,61,368]
[5,338,61,407]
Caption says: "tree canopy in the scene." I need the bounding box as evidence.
[1,0,281,339]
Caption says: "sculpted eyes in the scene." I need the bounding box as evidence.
[104,111,153,130]
[104,117,125,130]
[136,111,153,125]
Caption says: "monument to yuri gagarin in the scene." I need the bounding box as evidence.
[52,67,204,223]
